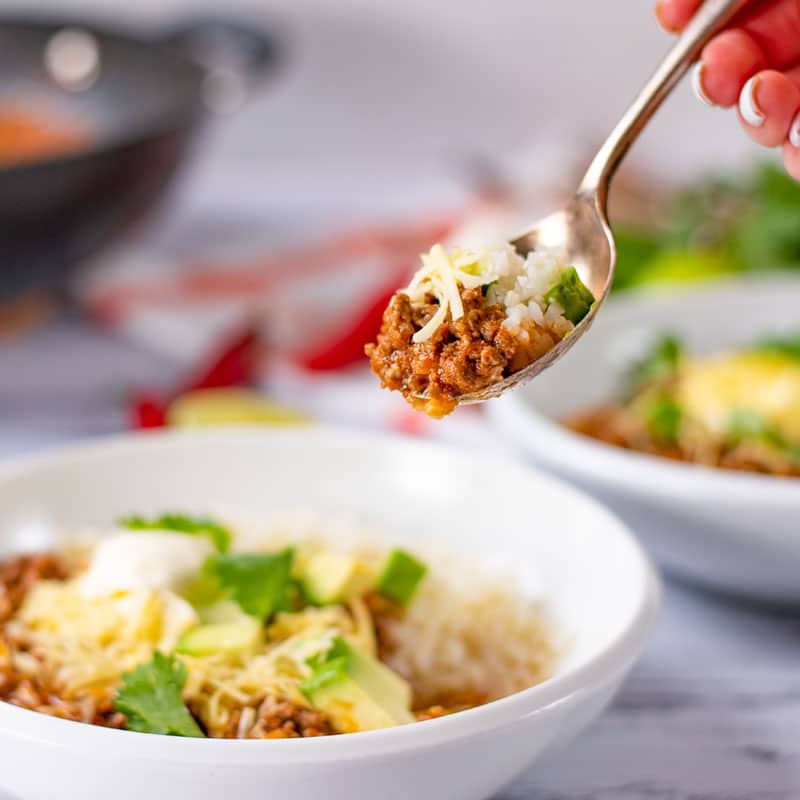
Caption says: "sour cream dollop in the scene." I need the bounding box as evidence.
[79,530,213,597]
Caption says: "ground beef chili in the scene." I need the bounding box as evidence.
[363,591,403,662]
[0,553,71,624]
[0,553,127,728]
[565,406,800,477]
[0,551,340,738]
[366,287,559,417]
[221,696,334,739]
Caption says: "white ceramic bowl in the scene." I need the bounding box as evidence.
[0,428,657,800]
[488,275,800,604]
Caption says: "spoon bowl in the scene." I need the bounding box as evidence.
[459,193,615,403]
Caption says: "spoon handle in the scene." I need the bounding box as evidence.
[578,0,750,207]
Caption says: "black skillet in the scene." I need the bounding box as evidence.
[0,16,282,301]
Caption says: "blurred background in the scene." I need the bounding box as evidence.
[0,0,795,456]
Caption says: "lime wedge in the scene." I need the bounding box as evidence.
[167,389,311,428]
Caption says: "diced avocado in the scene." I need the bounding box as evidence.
[375,549,427,607]
[175,617,262,657]
[302,551,373,605]
[543,266,595,325]
[179,571,225,608]
[195,599,251,625]
[302,638,414,733]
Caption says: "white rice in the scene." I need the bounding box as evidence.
[224,512,556,706]
[479,244,572,334]
[381,551,555,706]
[406,243,577,342]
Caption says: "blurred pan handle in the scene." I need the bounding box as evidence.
[158,16,285,114]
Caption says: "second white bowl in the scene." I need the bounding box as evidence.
[489,275,800,604]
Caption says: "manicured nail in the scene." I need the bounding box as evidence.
[691,63,715,107]
[790,113,800,148]
[739,76,766,127]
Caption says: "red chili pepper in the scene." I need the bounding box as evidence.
[297,282,399,372]
[180,328,260,392]
[130,391,167,429]
[128,327,262,430]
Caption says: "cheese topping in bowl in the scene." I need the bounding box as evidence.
[0,513,554,739]
[566,334,800,477]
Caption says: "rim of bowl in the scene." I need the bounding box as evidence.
[0,427,659,763]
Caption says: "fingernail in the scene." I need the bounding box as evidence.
[790,113,800,148]
[739,76,766,127]
[691,63,715,107]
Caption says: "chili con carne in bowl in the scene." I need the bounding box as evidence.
[0,428,657,800]
[488,275,800,604]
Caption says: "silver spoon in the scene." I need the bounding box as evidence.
[456,0,748,405]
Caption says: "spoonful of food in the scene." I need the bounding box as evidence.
[366,0,748,417]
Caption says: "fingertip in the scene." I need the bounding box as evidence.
[656,0,701,33]
[701,30,768,107]
[737,70,800,147]
[656,1,680,33]
[782,141,800,182]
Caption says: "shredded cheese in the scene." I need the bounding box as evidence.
[407,244,483,344]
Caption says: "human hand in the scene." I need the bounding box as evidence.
[657,0,800,179]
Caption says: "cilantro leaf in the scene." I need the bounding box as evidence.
[626,335,683,396]
[301,637,352,697]
[120,513,231,554]
[726,409,800,465]
[752,334,800,361]
[611,161,800,297]
[204,549,294,621]
[611,227,663,293]
[113,652,204,737]
[642,396,683,444]
[543,266,595,325]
